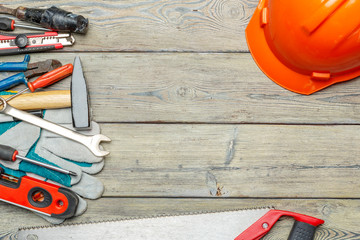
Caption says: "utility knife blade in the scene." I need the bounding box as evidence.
[0,32,75,56]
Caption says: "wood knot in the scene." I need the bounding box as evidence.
[216,0,245,20]
[175,86,196,101]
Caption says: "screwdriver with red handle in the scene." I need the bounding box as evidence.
[0,17,49,31]
[5,63,73,103]
[0,144,76,176]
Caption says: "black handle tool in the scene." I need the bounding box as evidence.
[0,17,49,31]
[0,5,88,33]
[0,144,76,176]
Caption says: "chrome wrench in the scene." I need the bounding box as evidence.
[0,98,110,157]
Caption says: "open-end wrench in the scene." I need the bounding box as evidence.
[0,98,110,157]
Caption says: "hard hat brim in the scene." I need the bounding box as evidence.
[245,6,360,95]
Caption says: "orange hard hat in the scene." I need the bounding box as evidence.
[246,0,360,95]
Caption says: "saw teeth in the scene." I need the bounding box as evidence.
[18,206,274,231]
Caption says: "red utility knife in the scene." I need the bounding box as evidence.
[0,168,78,218]
[0,32,75,56]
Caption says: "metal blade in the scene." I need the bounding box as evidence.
[71,56,91,130]
[0,39,12,48]
[28,34,75,47]
[17,208,272,240]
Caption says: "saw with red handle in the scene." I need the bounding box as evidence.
[6,206,359,239]
[13,207,328,239]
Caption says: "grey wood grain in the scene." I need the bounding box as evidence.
[1,0,257,52]
[0,1,358,238]
[1,53,360,124]
[99,123,360,198]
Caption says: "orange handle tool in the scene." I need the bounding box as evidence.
[28,63,73,92]
[0,168,78,218]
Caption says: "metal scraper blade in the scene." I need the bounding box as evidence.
[71,56,91,130]
[17,208,272,240]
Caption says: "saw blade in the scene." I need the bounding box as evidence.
[17,207,272,240]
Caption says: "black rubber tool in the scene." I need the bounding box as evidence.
[0,5,88,33]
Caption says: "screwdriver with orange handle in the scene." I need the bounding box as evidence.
[5,63,73,103]
[0,144,76,176]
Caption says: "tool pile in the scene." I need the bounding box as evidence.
[0,4,83,56]
[0,4,110,224]
[0,2,340,239]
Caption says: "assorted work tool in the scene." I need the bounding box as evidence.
[0,144,76,176]
[0,55,110,158]
[0,5,89,33]
[0,2,347,237]
[0,5,79,56]
[0,56,110,222]
[0,32,75,56]
[0,97,110,157]
[14,208,325,239]
[0,54,62,91]
[4,63,73,103]
[0,54,60,72]
[0,90,71,110]
[71,56,90,130]
[0,4,111,225]
[0,167,78,219]
[0,17,49,32]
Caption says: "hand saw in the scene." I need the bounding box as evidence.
[0,168,78,219]
[0,32,75,56]
[15,208,326,240]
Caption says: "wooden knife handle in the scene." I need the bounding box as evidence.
[1,90,71,110]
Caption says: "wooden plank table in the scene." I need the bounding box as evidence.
[1,0,360,238]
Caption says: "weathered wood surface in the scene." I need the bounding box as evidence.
[1,0,256,52]
[0,0,358,238]
[100,123,360,198]
[1,53,360,124]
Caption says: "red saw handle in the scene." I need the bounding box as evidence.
[235,209,324,240]
[0,172,78,218]
[27,64,73,92]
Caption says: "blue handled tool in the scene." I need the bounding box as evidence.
[0,55,62,91]
[0,54,30,72]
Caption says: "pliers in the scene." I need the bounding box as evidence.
[0,54,62,91]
